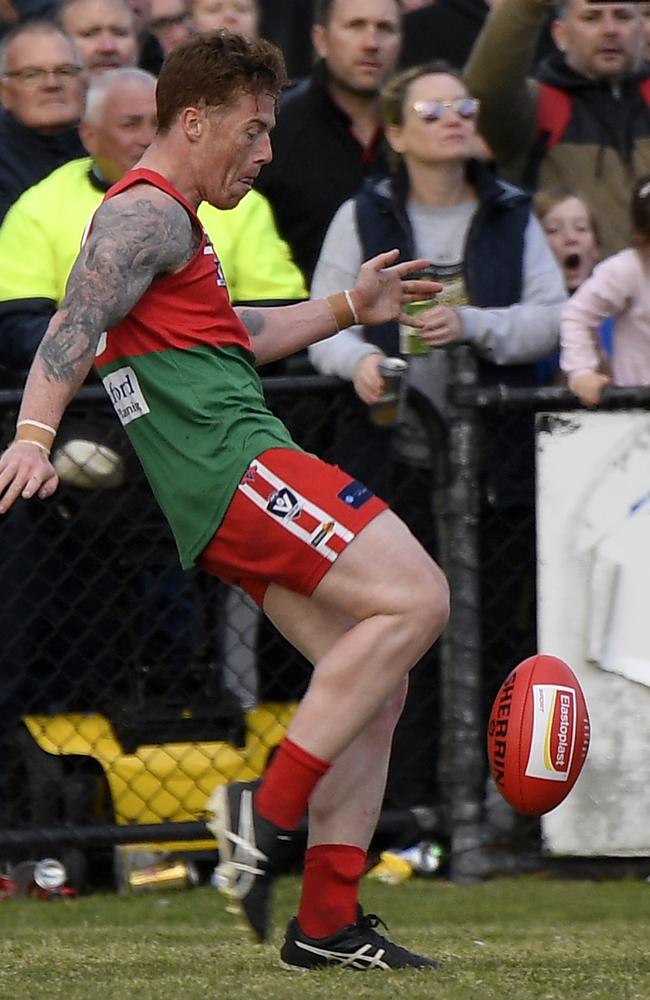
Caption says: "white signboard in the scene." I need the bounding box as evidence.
[536,410,650,855]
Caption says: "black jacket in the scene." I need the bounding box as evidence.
[0,110,85,224]
[255,61,391,285]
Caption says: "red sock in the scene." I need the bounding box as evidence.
[297,844,367,939]
[255,737,330,830]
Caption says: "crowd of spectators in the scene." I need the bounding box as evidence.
[0,0,649,840]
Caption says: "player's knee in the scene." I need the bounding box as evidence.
[407,561,450,646]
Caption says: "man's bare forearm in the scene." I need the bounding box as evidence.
[237,299,342,366]
[239,251,440,366]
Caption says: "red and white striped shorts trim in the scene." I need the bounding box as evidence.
[197,448,387,606]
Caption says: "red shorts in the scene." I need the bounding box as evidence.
[197,448,387,606]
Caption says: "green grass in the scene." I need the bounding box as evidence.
[0,875,649,999]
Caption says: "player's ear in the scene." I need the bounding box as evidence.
[180,106,204,141]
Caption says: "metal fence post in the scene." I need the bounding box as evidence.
[438,345,490,882]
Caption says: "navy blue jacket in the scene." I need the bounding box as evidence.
[355,160,532,374]
[332,161,538,504]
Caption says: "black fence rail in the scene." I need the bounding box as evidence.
[2,363,648,890]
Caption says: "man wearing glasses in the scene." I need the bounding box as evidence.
[0,20,85,222]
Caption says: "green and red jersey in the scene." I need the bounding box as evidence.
[94,169,298,568]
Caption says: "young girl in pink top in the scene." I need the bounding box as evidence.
[561,175,650,406]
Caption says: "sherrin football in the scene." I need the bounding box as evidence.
[487,654,591,816]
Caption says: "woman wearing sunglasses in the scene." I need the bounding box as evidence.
[309,60,566,499]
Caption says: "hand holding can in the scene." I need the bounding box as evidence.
[399,299,435,356]
[369,357,408,426]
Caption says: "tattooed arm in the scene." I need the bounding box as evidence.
[0,187,197,512]
[33,188,194,392]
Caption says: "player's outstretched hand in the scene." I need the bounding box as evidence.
[0,441,59,514]
[350,249,442,328]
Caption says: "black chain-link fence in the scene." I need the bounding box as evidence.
[0,370,447,889]
[3,359,644,890]
[439,363,650,882]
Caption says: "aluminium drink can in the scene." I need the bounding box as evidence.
[128,859,199,893]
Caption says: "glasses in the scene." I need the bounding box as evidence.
[2,65,83,87]
[412,97,480,122]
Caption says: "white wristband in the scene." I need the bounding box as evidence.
[344,289,359,325]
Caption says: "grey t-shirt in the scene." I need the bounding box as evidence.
[404,199,476,426]
[309,188,566,462]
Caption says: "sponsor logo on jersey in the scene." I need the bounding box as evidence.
[102,365,150,426]
[525,684,576,782]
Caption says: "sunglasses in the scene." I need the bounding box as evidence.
[412,97,480,122]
